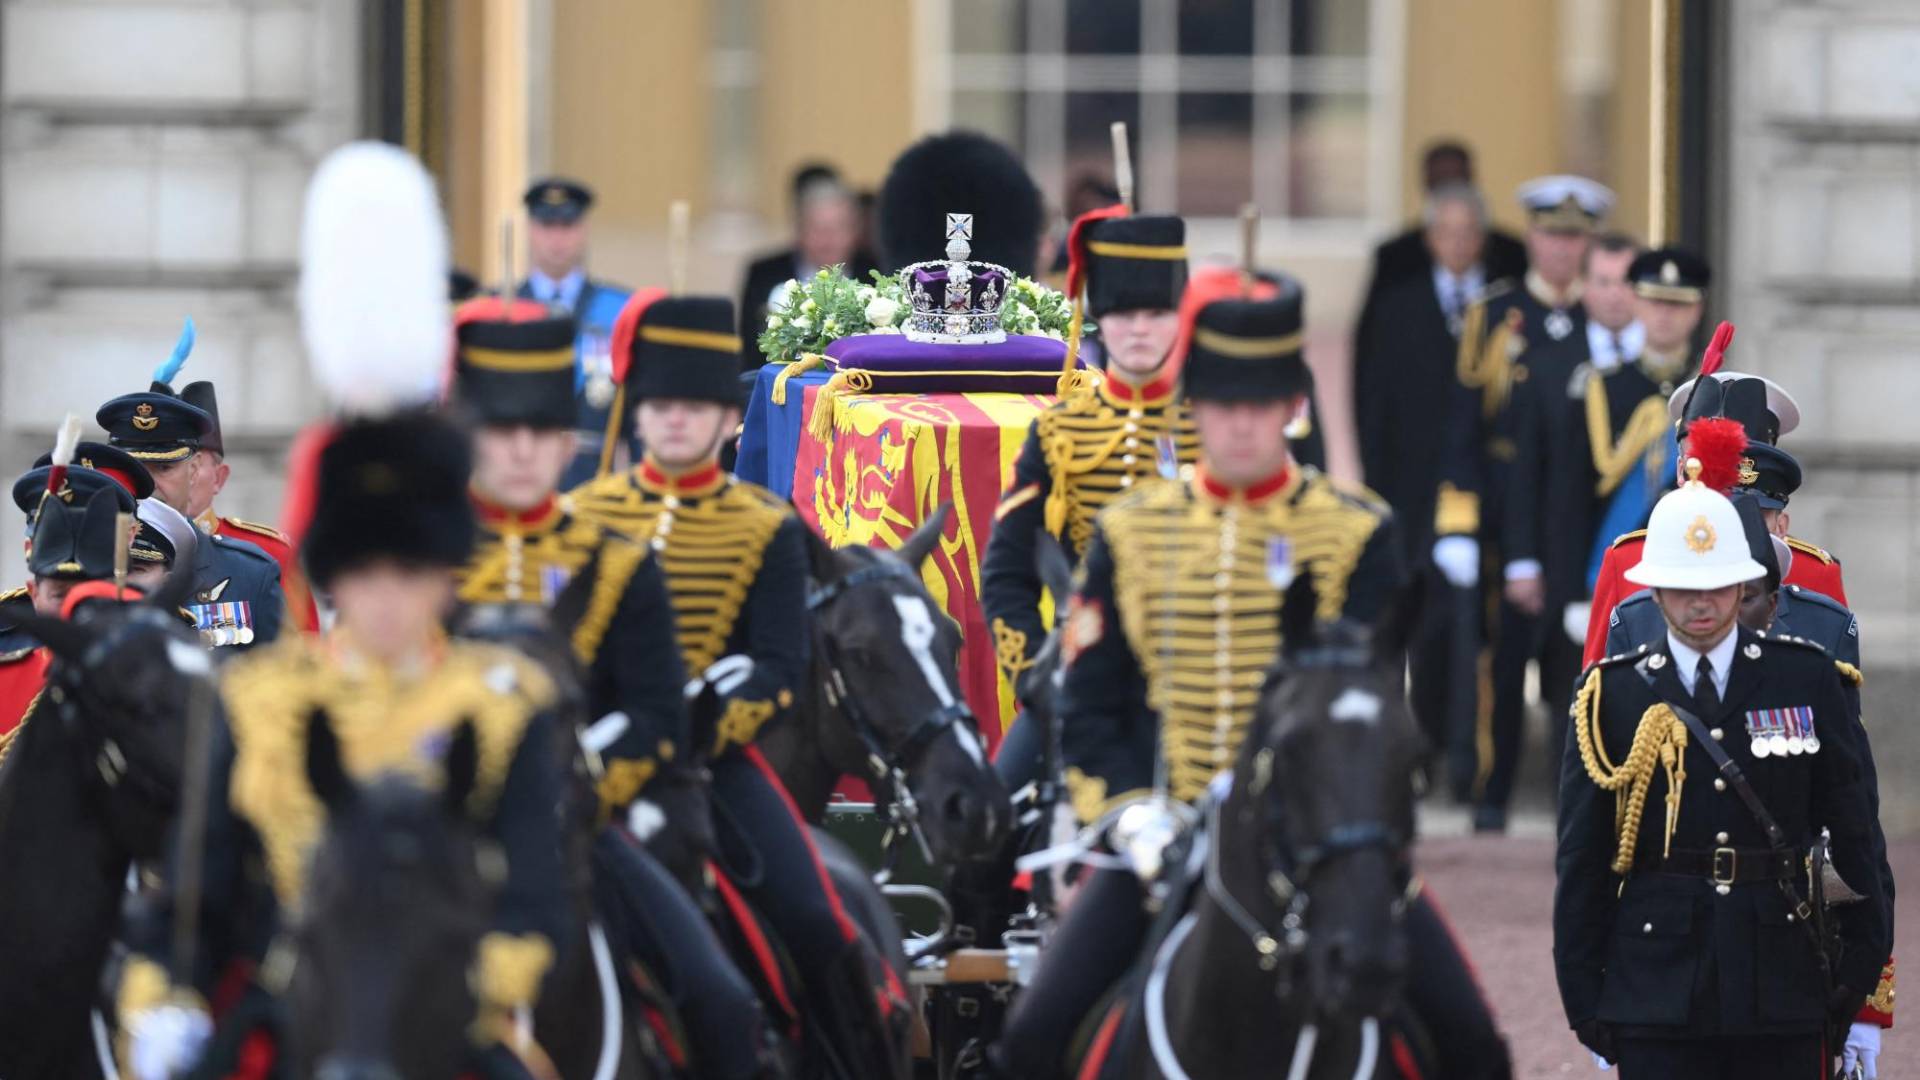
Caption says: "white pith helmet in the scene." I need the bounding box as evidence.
[1625,457,1768,591]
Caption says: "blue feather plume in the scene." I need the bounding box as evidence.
[153,316,195,385]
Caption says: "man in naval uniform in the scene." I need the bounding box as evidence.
[95,390,283,648]
[516,177,636,487]
[1554,459,1891,1079]
[1431,174,1613,831]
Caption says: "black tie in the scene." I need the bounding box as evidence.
[1694,656,1721,717]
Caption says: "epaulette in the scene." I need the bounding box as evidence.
[1609,529,1647,550]
[1783,582,1852,615]
[1755,629,1829,655]
[1835,660,1864,687]
[211,533,279,568]
[1324,471,1392,515]
[221,517,288,544]
[0,586,26,606]
[1785,536,1837,565]
[1582,644,1649,678]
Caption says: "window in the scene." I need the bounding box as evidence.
[940,0,1401,242]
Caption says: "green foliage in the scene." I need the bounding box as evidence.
[755,265,1082,365]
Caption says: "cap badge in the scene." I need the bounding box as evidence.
[541,187,569,205]
[1744,643,1762,660]
[1738,457,1759,487]
[1660,260,1680,285]
[1648,653,1667,670]
[1684,515,1716,554]
[131,403,160,432]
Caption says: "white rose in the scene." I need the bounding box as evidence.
[865,296,901,327]
[768,314,786,330]
[791,316,812,332]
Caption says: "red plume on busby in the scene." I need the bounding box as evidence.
[1698,320,1734,378]
[1063,203,1130,303]
[1169,265,1285,381]
[1685,416,1749,494]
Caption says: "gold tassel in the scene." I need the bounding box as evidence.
[1571,664,1690,874]
[771,353,825,406]
[806,369,871,443]
[1836,660,1865,687]
[595,384,627,478]
[1586,371,1670,497]
[1057,293,1086,398]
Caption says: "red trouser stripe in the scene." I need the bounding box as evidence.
[710,861,802,1036]
[743,745,910,1011]
[1074,1002,1128,1080]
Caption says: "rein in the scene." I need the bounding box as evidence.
[47,609,197,808]
[806,559,976,873]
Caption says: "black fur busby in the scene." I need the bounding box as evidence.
[878,132,1044,277]
[1181,271,1311,403]
[302,411,475,586]
[1084,215,1187,318]
[623,297,742,406]
[26,486,124,581]
[455,315,579,428]
[1681,376,1780,445]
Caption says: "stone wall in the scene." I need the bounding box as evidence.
[0,0,362,581]
[1722,0,1920,832]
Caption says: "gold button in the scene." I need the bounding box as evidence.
[1124,422,1138,434]
[663,496,680,510]
[1121,454,1135,465]
[1214,573,1231,588]
[1129,408,1143,419]
[650,537,666,551]
[1119,475,1133,488]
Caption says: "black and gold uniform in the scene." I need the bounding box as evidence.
[1061,465,1399,816]
[452,305,779,1080]
[450,308,689,807]
[982,212,1191,684]
[572,291,899,1079]
[118,413,571,1076]
[1432,176,1611,829]
[992,268,1507,1080]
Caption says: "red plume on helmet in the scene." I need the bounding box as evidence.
[1685,416,1748,494]
[609,287,671,386]
[1064,203,1130,302]
[1698,320,1734,378]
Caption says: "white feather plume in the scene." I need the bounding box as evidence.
[51,412,82,468]
[299,141,450,416]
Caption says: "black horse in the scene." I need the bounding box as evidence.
[0,573,206,1078]
[761,503,1010,869]
[1105,584,1429,1080]
[286,712,492,1080]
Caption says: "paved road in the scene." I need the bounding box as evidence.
[1419,816,1915,1079]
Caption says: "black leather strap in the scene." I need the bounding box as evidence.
[1635,847,1795,883]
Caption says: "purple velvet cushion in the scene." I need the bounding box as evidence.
[823,333,1077,393]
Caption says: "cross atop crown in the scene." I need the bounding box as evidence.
[945,213,973,262]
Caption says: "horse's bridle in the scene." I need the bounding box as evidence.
[1205,649,1416,977]
[806,559,977,871]
[46,607,199,809]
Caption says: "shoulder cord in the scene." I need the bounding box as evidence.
[1571,668,1688,872]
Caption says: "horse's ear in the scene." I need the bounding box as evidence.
[802,522,841,583]
[1279,571,1320,658]
[1371,581,1423,663]
[306,707,354,812]
[7,610,95,665]
[897,501,952,570]
[442,720,478,815]
[1033,529,1074,604]
[147,566,198,615]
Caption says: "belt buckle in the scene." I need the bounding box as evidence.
[1711,846,1738,885]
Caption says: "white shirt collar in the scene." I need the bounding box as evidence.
[1666,627,1737,698]
[529,268,587,308]
[1586,319,1645,371]
[1431,263,1485,300]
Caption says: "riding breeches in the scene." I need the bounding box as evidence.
[992,708,1045,794]
[593,827,770,1080]
[992,866,1151,1079]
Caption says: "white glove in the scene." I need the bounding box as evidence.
[685,654,754,699]
[1564,602,1592,646]
[1589,1051,1613,1071]
[128,1003,213,1080]
[1843,1022,1881,1079]
[1433,536,1480,588]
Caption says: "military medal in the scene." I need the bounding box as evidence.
[1155,432,1179,480]
[1746,707,1778,757]
[582,330,615,408]
[1544,309,1573,341]
[1266,537,1294,588]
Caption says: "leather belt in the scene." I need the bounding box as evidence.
[1637,846,1796,885]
